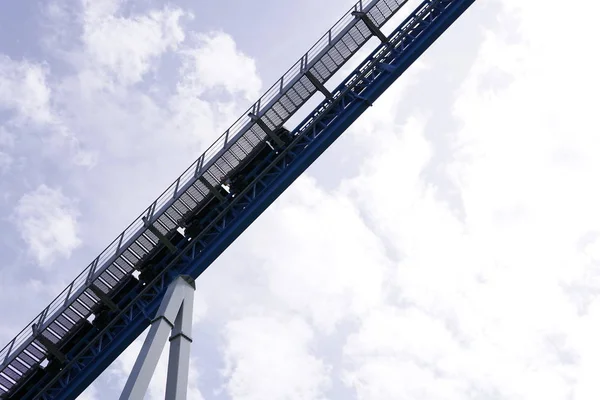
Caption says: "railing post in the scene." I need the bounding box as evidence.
[3,339,14,365]
[36,307,50,331]
[195,154,205,178]
[116,232,125,253]
[63,282,74,306]
[86,258,99,284]
[173,177,181,198]
[146,201,157,224]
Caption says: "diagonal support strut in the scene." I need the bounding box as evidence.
[305,70,333,99]
[119,275,196,400]
[248,113,285,148]
[352,11,388,43]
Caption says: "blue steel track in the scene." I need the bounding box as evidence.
[7,0,476,398]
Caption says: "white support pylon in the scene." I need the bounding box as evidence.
[120,275,195,400]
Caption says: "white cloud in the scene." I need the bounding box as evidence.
[0,127,12,173]
[178,32,262,100]
[80,0,187,87]
[78,384,99,400]
[8,0,600,399]
[335,1,600,398]
[12,185,81,267]
[239,176,390,334]
[0,56,53,126]
[223,315,330,400]
[0,54,98,167]
[0,151,10,173]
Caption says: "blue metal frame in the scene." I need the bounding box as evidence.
[19,0,476,398]
[1,3,409,390]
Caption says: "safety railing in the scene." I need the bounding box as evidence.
[0,0,407,394]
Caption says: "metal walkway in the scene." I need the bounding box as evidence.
[0,0,476,398]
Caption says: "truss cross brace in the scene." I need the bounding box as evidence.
[119,275,196,400]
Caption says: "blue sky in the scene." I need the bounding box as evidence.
[3,0,600,399]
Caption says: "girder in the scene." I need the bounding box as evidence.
[0,0,476,398]
[0,1,408,397]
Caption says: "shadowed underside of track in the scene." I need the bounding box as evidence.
[0,0,476,398]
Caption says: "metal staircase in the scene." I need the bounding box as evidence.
[0,1,476,398]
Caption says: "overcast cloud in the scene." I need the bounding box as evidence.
[2,0,600,399]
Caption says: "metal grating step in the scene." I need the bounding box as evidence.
[0,0,410,395]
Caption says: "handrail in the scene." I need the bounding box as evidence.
[0,0,406,392]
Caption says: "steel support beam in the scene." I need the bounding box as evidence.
[198,177,225,202]
[165,298,194,400]
[26,2,476,398]
[119,276,195,400]
[142,217,179,253]
[305,71,333,99]
[35,335,64,364]
[248,113,285,148]
[352,11,388,43]
[89,285,119,312]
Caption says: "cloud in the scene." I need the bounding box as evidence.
[334,1,600,398]
[0,54,97,169]
[12,184,81,267]
[78,384,99,400]
[223,314,330,400]
[0,55,53,126]
[343,306,468,400]
[238,176,391,334]
[8,0,600,399]
[79,0,187,87]
[0,127,13,173]
[177,32,262,100]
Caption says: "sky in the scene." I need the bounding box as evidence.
[1,0,600,399]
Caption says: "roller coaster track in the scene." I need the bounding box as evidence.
[0,0,476,398]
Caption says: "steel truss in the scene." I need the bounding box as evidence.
[15,0,475,398]
[0,1,407,395]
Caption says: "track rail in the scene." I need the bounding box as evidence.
[0,0,408,396]
[19,0,476,398]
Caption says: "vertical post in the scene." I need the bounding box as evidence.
[165,282,194,400]
[119,276,196,400]
[173,177,181,198]
[35,307,49,333]
[63,283,74,306]
[195,154,205,178]
[3,339,14,365]
[86,258,99,284]
[146,201,157,224]
[116,232,125,253]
